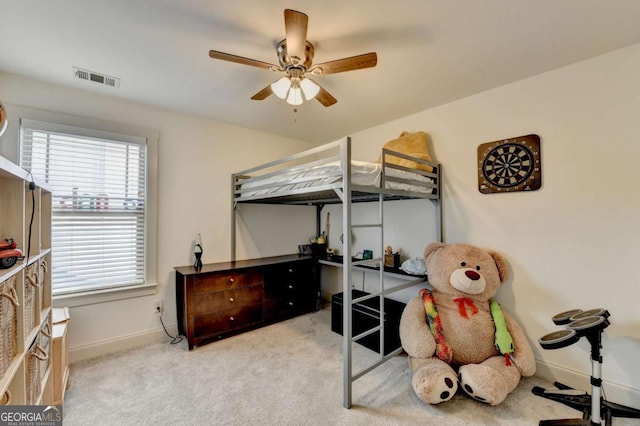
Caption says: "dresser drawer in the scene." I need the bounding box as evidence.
[175,255,318,349]
[192,270,262,294]
[192,285,264,313]
[263,259,317,320]
[283,261,313,279]
[194,304,263,336]
[267,289,315,318]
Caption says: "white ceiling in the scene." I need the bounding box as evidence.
[2,0,640,144]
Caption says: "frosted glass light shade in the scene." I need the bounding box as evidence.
[271,77,291,99]
[300,78,320,100]
[286,87,303,105]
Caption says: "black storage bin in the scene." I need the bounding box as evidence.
[331,289,406,355]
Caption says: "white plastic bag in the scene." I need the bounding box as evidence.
[400,257,427,275]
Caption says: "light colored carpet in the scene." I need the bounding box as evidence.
[63,307,638,425]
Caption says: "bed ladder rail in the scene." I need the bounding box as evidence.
[342,141,438,408]
[341,135,397,408]
[342,175,394,408]
[348,276,425,376]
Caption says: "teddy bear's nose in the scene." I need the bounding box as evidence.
[465,270,481,281]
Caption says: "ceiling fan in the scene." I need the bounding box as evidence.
[209,9,377,107]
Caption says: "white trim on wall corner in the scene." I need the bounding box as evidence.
[69,323,180,364]
[535,359,640,411]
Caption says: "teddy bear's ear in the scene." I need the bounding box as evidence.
[488,250,509,283]
[424,242,446,262]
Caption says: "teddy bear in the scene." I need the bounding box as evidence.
[399,242,536,406]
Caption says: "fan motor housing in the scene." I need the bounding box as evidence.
[277,39,315,69]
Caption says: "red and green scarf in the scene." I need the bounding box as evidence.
[419,288,452,363]
[419,289,514,366]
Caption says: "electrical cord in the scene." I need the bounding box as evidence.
[27,183,35,262]
[159,314,183,345]
[25,169,36,265]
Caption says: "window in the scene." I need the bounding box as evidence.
[20,119,154,296]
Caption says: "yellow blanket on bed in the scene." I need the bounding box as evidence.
[377,131,434,173]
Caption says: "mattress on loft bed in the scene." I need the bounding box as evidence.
[238,160,433,198]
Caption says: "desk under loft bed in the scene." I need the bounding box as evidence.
[231,136,442,408]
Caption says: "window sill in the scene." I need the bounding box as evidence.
[52,282,158,308]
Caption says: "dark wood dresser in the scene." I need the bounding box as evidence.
[175,254,319,350]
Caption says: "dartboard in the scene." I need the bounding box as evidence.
[478,134,541,194]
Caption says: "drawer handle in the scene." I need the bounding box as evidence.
[288,302,294,306]
[228,277,235,284]
[229,297,235,303]
[0,284,19,307]
[41,322,52,338]
[0,389,11,405]
[32,343,48,361]
[288,268,293,273]
[288,285,294,289]
[229,316,235,321]
[26,272,40,288]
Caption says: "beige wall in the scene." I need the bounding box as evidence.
[0,71,316,360]
[340,43,640,408]
[2,40,639,408]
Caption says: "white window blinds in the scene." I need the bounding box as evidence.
[20,119,147,295]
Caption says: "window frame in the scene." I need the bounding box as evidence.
[13,106,158,307]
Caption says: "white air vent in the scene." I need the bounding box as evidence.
[73,67,120,88]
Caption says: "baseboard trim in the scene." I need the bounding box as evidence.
[69,322,180,364]
[535,359,640,410]
[68,326,640,411]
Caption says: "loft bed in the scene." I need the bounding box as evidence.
[230,136,442,408]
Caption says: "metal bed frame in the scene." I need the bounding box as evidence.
[230,136,442,408]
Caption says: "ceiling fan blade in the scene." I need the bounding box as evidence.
[314,84,337,107]
[284,9,308,63]
[209,50,278,70]
[312,52,377,75]
[251,85,273,100]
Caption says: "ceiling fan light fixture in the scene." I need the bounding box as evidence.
[300,78,320,100]
[286,86,303,106]
[271,76,291,99]
[209,9,377,107]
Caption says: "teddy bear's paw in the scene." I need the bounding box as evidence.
[412,363,458,405]
[458,364,509,406]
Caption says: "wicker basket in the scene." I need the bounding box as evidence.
[24,262,40,339]
[38,322,51,380]
[0,276,19,378]
[26,341,47,405]
[38,259,48,313]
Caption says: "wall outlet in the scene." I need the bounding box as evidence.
[154,299,164,316]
